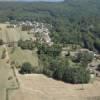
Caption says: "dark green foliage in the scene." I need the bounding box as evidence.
[72,51,93,68]
[53,65,67,80]
[94,39,100,53]
[18,39,35,50]
[22,25,33,31]
[63,67,90,84]
[42,58,60,77]
[42,56,90,84]
[0,39,3,45]
[37,44,62,57]
[97,64,100,71]
[37,42,91,84]
[1,49,6,59]
[19,62,34,74]
[0,1,100,51]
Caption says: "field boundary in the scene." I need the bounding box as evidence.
[6,66,20,100]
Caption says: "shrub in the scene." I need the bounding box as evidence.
[19,62,34,74]
[43,68,54,77]
[97,64,100,71]
[53,65,66,80]
[63,67,90,84]
[0,39,3,45]
[18,39,35,50]
[94,39,100,52]
[77,51,93,62]
[37,44,62,57]
[72,51,93,68]
[1,49,6,59]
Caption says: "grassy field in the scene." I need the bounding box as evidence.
[0,61,9,100]
[8,47,39,67]
[0,23,33,43]
[0,46,17,100]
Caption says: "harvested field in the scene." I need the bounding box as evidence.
[9,73,100,100]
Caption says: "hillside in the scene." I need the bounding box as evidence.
[0,0,100,52]
[0,1,100,100]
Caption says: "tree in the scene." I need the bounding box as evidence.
[1,49,6,59]
[94,38,100,52]
[19,62,34,74]
[0,39,3,45]
[18,39,35,50]
[73,50,93,68]
[97,64,100,71]
[53,65,67,80]
[37,43,62,57]
[63,67,90,84]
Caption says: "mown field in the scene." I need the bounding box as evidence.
[8,47,39,67]
[0,23,33,43]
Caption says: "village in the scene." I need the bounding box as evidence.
[0,21,100,100]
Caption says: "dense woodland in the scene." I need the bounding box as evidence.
[0,0,100,52]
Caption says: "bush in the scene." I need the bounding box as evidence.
[53,65,66,80]
[37,43,62,57]
[1,49,6,59]
[94,39,100,53]
[97,64,100,71]
[63,67,90,84]
[18,39,35,50]
[43,68,54,77]
[19,62,34,74]
[77,51,93,62]
[72,51,93,68]
[0,39,3,45]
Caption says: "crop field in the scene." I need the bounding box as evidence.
[0,23,33,43]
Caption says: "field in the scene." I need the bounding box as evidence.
[0,23,33,43]
[0,23,100,100]
[9,73,100,100]
[0,46,18,100]
[8,47,39,67]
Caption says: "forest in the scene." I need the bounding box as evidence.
[0,0,100,52]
